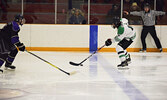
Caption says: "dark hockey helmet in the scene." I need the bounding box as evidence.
[14,14,25,25]
[144,3,150,8]
[112,16,121,29]
[144,3,151,12]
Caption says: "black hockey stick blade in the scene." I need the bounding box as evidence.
[69,45,105,67]
[69,61,83,66]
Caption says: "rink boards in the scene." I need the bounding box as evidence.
[0,24,166,52]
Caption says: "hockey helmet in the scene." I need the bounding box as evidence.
[14,14,25,25]
[121,18,129,26]
[112,16,121,29]
[144,3,150,8]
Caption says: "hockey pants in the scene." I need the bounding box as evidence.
[116,38,133,62]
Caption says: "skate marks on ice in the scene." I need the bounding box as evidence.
[0,88,26,100]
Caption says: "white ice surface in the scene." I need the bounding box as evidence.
[0,52,167,100]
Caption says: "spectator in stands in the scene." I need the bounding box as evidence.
[69,8,76,16]
[128,2,142,25]
[106,4,120,24]
[69,9,86,24]
[124,3,166,52]
[131,2,140,11]
[123,0,134,11]
[0,0,8,21]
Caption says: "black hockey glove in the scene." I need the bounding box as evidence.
[105,39,112,46]
[16,43,25,51]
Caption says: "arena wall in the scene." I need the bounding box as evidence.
[0,24,166,52]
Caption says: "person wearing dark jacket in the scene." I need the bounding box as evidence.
[106,4,120,24]
[69,9,85,24]
[124,3,166,52]
[0,14,26,73]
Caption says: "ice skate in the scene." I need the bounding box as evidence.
[159,48,163,52]
[5,64,16,70]
[126,54,131,64]
[117,61,129,70]
[139,49,146,52]
[117,61,128,67]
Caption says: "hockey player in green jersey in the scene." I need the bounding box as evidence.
[105,17,136,67]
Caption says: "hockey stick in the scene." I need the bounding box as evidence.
[26,50,76,76]
[69,44,106,66]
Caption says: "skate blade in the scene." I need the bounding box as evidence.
[4,67,15,71]
[127,61,131,64]
[118,67,129,70]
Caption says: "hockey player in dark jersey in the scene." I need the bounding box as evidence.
[0,14,26,73]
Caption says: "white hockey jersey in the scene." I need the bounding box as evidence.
[112,23,136,43]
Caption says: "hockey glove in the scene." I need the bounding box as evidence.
[16,43,25,51]
[105,39,112,46]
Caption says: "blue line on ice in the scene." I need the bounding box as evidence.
[98,54,149,100]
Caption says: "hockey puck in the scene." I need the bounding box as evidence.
[80,64,83,66]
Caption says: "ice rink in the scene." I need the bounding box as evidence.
[0,51,167,100]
